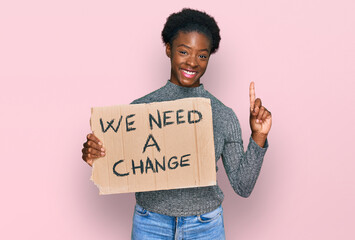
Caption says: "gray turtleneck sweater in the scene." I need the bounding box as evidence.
[130,80,268,217]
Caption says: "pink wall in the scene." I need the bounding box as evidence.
[1,0,354,239]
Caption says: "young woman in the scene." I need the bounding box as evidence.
[82,8,272,239]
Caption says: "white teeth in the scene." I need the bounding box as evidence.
[183,70,196,75]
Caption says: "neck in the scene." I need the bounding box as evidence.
[165,80,205,95]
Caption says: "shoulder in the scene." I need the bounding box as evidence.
[204,90,238,121]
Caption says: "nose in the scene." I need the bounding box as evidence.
[186,55,197,67]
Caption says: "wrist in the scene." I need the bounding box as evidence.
[251,132,267,148]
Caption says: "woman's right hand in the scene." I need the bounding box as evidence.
[82,133,106,167]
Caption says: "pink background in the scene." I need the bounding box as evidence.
[1,0,354,239]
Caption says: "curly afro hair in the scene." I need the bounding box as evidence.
[162,8,221,54]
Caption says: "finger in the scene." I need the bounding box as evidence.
[82,152,101,162]
[82,146,98,155]
[261,109,270,121]
[82,154,89,162]
[85,140,105,152]
[257,106,265,121]
[249,82,256,111]
[251,98,262,117]
[82,147,105,157]
[82,153,95,161]
[254,98,262,109]
[87,133,103,146]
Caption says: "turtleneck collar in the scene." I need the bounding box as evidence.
[164,80,206,95]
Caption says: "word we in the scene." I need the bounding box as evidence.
[100,109,202,133]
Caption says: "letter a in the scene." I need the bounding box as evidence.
[142,134,161,153]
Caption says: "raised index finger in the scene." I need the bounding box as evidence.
[249,81,256,111]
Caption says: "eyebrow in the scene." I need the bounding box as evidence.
[177,44,210,53]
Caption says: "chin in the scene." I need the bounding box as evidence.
[179,78,199,87]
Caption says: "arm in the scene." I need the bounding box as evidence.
[221,111,268,198]
[221,82,271,197]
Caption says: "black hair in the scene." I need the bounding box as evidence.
[161,8,221,54]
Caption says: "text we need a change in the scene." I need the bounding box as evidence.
[90,98,216,194]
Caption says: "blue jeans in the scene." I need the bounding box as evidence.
[131,204,226,240]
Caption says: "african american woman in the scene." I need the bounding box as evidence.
[82,8,272,240]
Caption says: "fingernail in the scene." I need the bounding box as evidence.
[98,142,102,145]
[101,152,105,156]
[256,119,259,123]
[101,148,105,152]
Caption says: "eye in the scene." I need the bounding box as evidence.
[199,55,208,59]
[179,50,187,55]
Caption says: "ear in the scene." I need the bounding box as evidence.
[165,43,172,58]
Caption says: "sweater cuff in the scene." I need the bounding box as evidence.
[249,136,269,154]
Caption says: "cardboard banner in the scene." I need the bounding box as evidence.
[90,97,216,194]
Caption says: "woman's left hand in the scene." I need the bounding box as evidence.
[249,82,272,146]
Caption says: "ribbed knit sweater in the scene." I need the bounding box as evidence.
[130,80,268,217]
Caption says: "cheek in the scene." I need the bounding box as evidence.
[173,59,183,70]
[199,61,209,71]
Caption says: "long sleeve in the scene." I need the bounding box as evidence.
[221,110,268,198]
[130,80,269,216]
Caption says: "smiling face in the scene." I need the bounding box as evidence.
[166,31,212,88]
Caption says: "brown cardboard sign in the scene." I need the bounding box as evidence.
[90,97,216,194]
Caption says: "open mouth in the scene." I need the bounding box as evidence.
[181,69,197,78]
